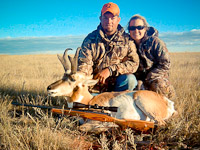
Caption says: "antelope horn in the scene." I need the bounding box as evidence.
[57,48,72,74]
[69,47,81,74]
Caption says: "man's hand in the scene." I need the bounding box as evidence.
[94,68,110,84]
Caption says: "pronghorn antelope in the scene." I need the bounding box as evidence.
[47,48,177,127]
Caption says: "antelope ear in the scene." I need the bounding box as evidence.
[82,79,98,86]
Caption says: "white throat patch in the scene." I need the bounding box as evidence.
[75,95,84,103]
[67,95,84,108]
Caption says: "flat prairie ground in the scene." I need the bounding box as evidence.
[0,52,200,149]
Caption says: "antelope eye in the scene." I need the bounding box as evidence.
[71,77,76,82]
[71,74,77,81]
[67,75,75,82]
[62,74,70,79]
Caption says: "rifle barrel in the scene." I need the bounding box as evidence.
[11,101,111,115]
[11,101,58,110]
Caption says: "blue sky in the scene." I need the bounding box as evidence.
[0,0,200,54]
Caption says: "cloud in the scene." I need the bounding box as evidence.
[0,30,200,55]
[0,35,85,55]
[159,29,200,52]
[191,29,200,33]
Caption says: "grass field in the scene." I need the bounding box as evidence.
[0,52,200,149]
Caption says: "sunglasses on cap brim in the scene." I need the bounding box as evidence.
[128,26,145,31]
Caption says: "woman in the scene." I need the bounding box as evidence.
[128,14,176,99]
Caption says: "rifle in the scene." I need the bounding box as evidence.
[11,101,118,112]
[11,101,154,132]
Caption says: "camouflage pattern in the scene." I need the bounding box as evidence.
[78,24,139,92]
[135,27,176,99]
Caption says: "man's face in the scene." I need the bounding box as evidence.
[100,12,121,36]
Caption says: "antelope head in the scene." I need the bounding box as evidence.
[47,47,92,98]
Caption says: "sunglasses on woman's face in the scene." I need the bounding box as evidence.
[128,26,145,31]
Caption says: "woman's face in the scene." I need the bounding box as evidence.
[129,19,146,44]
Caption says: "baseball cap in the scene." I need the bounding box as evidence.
[101,2,120,16]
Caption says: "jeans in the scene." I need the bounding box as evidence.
[114,74,137,91]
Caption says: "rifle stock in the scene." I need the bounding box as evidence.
[51,108,154,132]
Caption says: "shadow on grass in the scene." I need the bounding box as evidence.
[0,87,67,106]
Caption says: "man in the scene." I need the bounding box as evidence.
[78,2,139,93]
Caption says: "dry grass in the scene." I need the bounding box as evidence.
[0,52,200,149]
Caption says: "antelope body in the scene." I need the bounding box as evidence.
[47,48,176,126]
